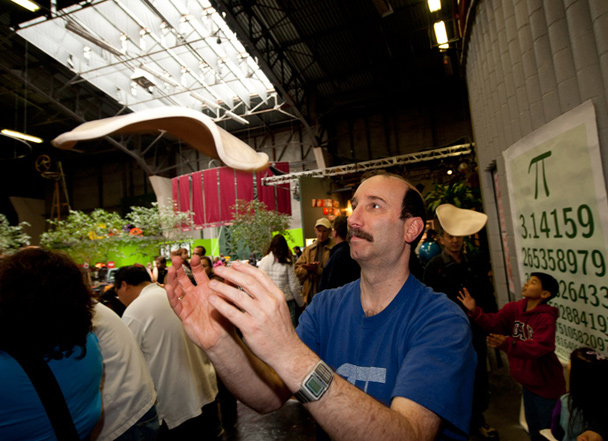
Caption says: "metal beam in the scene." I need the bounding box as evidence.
[209,0,316,142]
[261,144,474,185]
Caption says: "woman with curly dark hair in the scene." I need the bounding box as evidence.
[0,247,103,440]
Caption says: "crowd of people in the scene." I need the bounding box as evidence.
[0,171,606,441]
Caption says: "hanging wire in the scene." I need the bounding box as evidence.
[23,41,28,136]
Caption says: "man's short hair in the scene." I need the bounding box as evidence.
[531,272,559,302]
[193,245,206,255]
[333,215,349,240]
[154,256,166,265]
[114,265,151,288]
[401,183,426,248]
[361,171,427,248]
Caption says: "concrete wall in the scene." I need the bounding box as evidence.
[10,197,45,246]
[463,0,608,305]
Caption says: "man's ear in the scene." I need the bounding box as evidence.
[403,217,425,244]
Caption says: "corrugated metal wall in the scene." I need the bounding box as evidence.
[464,0,608,304]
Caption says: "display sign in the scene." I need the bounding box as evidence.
[503,101,608,358]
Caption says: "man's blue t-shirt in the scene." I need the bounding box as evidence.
[296,275,476,440]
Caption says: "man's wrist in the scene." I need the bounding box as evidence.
[268,341,321,392]
[294,360,334,403]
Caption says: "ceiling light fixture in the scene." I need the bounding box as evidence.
[17,1,282,124]
[11,0,40,12]
[427,0,441,13]
[1,129,43,143]
[433,21,449,49]
[137,65,181,88]
[131,68,158,90]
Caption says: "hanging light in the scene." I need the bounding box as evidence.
[433,21,449,49]
[139,28,148,51]
[427,0,441,13]
[1,129,43,143]
[11,0,40,12]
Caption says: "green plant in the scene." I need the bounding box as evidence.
[40,200,194,265]
[0,214,31,254]
[125,201,193,238]
[424,181,482,215]
[40,209,127,265]
[227,199,292,260]
[124,201,195,258]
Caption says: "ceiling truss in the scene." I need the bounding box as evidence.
[15,0,296,128]
[261,143,474,185]
[209,0,317,141]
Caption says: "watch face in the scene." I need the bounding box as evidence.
[307,376,324,397]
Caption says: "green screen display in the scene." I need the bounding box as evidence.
[307,376,324,396]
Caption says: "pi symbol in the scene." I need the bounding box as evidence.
[528,151,552,199]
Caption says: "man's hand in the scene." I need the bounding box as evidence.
[211,261,306,371]
[165,255,233,352]
[486,333,506,349]
[578,431,604,441]
[457,287,476,312]
[302,261,320,272]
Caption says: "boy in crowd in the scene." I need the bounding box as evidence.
[458,272,566,441]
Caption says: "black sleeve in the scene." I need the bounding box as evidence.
[423,256,442,291]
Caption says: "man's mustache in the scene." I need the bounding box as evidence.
[348,227,374,242]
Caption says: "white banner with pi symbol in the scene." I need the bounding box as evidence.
[503,100,608,359]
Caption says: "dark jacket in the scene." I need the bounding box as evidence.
[424,250,497,313]
[318,241,360,291]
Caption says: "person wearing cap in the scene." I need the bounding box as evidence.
[424,204,499,440]
[164,172,476,441]
[294,217,335,303]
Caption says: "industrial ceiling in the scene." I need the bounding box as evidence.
[0,0,470,204]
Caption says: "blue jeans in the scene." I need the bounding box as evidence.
[522,387,557,441]
[114,405,159,441]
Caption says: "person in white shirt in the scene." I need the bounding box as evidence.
[91,302,158,441]
[258,234,305,327]
[116,265,219,440]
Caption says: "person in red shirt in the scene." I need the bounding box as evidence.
[458,272,566,441]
